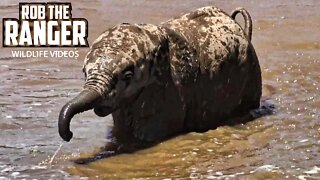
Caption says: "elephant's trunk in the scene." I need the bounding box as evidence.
[58,88,101,142]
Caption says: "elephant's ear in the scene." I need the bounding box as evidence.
[164,27,199,87]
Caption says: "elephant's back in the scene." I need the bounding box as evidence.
[161,6,247,45]
[162,6,238,32]
[161,6,250,73]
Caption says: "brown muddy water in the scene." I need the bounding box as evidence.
[0,0,319,179]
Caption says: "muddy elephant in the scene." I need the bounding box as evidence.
[58,6,261,154]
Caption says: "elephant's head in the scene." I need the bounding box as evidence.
[58,24,170,142]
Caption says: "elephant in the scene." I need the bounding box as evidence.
[58,6,261,159]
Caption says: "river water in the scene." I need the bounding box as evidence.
[0,0,319,179]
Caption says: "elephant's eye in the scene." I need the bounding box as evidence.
[121,65,134,82]
[122,70,133,81]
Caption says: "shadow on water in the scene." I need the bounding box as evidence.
[73,98,276,165]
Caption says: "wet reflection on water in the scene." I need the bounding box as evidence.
[0,0,320,179]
